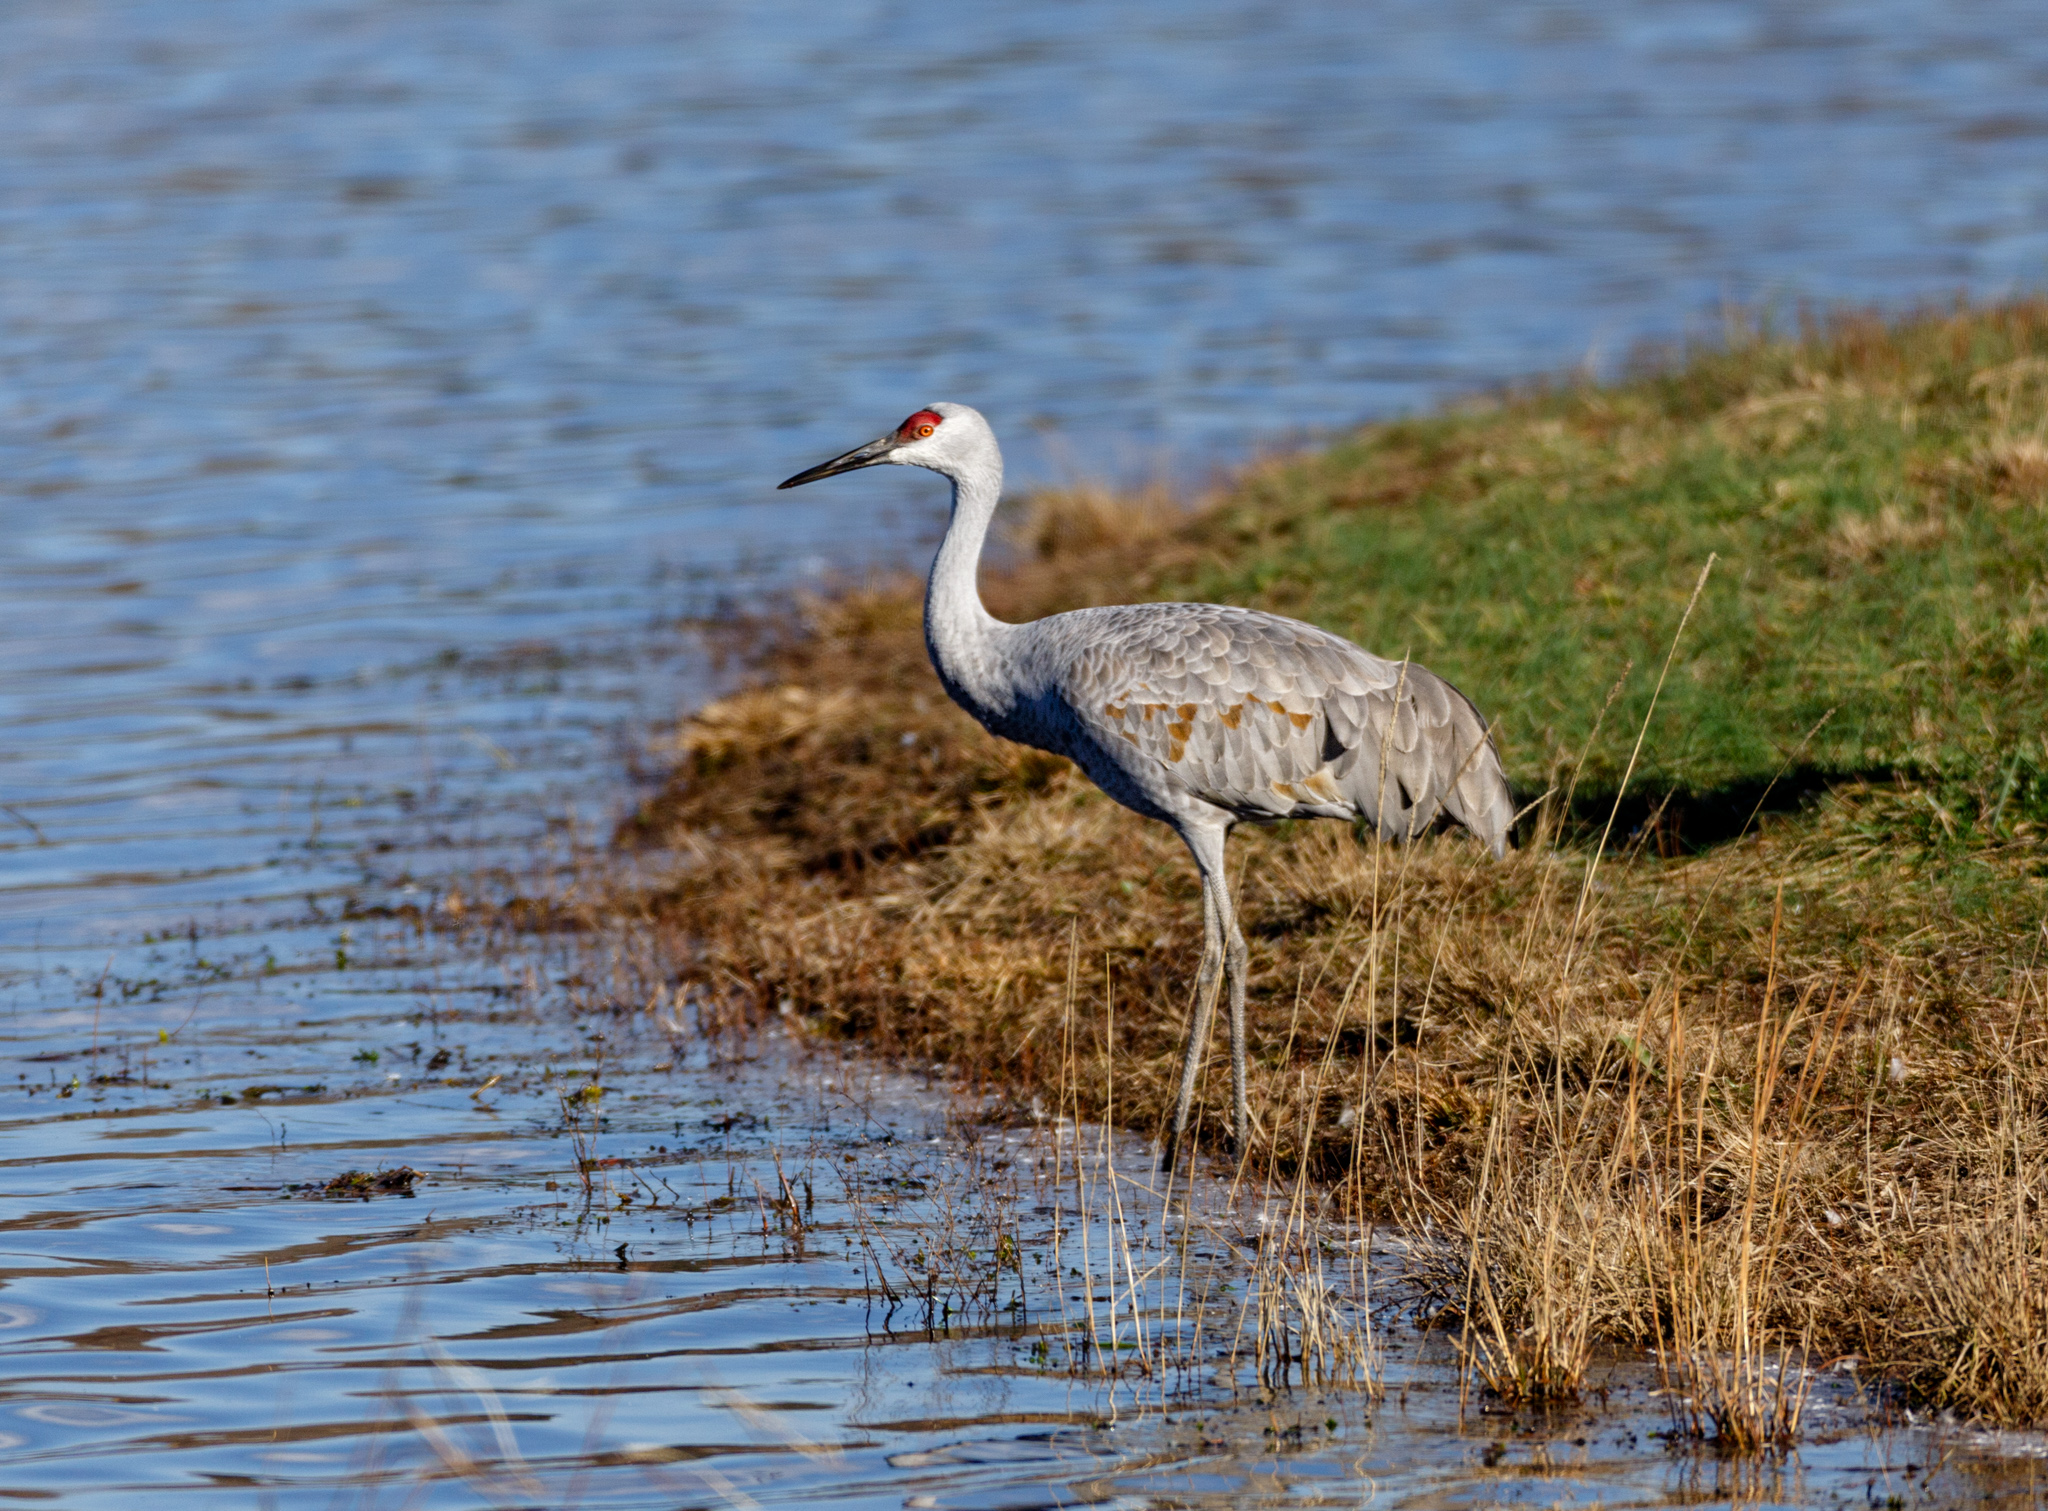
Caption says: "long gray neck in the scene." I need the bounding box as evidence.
[923,449,1013,723]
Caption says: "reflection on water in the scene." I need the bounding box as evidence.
[5,0,2048,1502]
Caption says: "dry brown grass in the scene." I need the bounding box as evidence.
[1006,479,1190,562]
[587,561,2048,1430]
[553,306,2048,1431]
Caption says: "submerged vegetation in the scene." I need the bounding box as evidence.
[585,302,2048,1429]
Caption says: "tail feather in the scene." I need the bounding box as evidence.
[1339,668,1512,857]
[1439,683,1514,858]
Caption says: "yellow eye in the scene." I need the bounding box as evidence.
[917,424,934,437]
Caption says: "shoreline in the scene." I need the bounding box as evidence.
[553,301,2048,1430]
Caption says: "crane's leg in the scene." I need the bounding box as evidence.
[1165,821,1249,1170]
[1214,853,1251,1155]
[1161,875,1224,1173]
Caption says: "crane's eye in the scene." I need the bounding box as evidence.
[897,408,945,440]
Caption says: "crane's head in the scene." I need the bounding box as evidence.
[777,402,990,489]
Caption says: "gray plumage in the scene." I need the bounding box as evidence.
[780,402,1513,1171]
[1047,602,1511,847]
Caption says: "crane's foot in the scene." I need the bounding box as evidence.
[1158,1135,1183,1175]
[1159,1103,1256,1172]
[1230,1108,1254,1161]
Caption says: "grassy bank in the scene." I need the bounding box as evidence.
[600,303,2048,1426]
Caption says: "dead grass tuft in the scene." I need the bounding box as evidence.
[1827,504,1948,567]
[1008,480,1188,560]
[1983,437,2048,506]
[1867,1125,2048,1424]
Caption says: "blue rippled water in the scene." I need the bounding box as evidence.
[2,1,2046,1502]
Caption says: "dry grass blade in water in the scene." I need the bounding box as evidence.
[1644,900,1831,1451]
[1451,1126,1598,1406]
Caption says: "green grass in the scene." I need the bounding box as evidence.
[1159,304,2048,836]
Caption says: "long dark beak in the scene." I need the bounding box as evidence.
[777,433,896,489]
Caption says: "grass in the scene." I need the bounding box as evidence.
[1182,304,2048,823]
[567,301,2048,1430]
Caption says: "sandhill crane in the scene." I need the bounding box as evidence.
[780,403,1513,1172]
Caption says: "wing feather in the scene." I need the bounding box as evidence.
[1054,604,1512,853]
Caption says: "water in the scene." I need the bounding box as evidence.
[4,0,2048,1502]
[3,965,2040,1508]
[8,0,2048,936]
